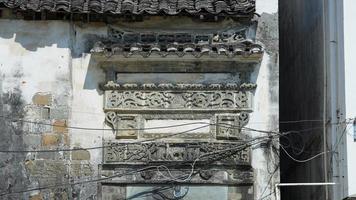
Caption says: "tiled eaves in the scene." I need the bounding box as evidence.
[91,40,263,60]
[0,0,255,16]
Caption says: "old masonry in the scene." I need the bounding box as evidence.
[0,0,279,199]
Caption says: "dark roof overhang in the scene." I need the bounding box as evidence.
[0,0,255,16]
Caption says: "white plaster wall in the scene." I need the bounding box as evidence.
[69,24,108,167]
[344,0,356,196]
[256,0,278,15]
[252,2,279,199]
[249,53,279,200]
[0,20,71,104]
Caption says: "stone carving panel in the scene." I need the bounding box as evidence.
[104,142,250,165]
[103,83,254,140]
[101,82,255,184]
[100,167,254,185]
[216,113,250,140]
[104,90,252,111]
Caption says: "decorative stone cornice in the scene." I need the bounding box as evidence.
[91,25,263,60]
[0,0,255,16]
[91,40,263,58]
[101,82,257,91]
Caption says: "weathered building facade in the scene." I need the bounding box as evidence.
[0,0,278,199]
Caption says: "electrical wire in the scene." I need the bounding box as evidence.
[0,122,278,153]
[0,124,209,153]
[279,144,330,163]
[170,133,282,181]
[0,165,158,197]
[1,118,349,197]
[0,132,312,198]
[126,186,175,200]
[0,124,331,153]
[0,139,258,197]
[258,164,279,200]
[259,191,276,200]
[0,132,280,197]
[0,115,353,132]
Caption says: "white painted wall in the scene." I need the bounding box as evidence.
[0,20,71,104]
[344,0,356,196]
[256,0,278,14]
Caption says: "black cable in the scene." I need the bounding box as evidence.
[126,186,174,200]
[0,124,210,153]
[0,122,278,153]
[0,115,352,132]
[0,125,327,154]
[0,165,157,197]
[258,164,279,200]
[259,191,276,200]
[0,123,339,196]
[0,137,271,197]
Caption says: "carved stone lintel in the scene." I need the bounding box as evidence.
[104,141,251,165]
[100,166,254,185]
[104,90,252,111]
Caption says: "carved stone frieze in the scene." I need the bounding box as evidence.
[104,90,252,111]
[103,141,251,165]
[101,167,254,185]
[101,82,257,91]
[103,83,254,140]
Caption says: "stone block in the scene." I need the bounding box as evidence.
[50,191,69,200]
[26,160,68,178]
[25,105,50,120]
[32,93,52,106]
[29,194,43,200]
[42,134,60,146]
[101,186,126,200]
[53,120,68,133]
[70,161,94,177]
[71,150,91,160]
[37,152,63,160]
[23,119,53,134]
[24,134,41,148]
[49,106,69,120]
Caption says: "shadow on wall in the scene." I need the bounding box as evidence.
[0,20,108,58]
[83,56,105,94]
[0,20,71,51]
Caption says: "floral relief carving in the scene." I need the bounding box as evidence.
[105,90,251,110]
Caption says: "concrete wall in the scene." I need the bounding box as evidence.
[0,1,278,199]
